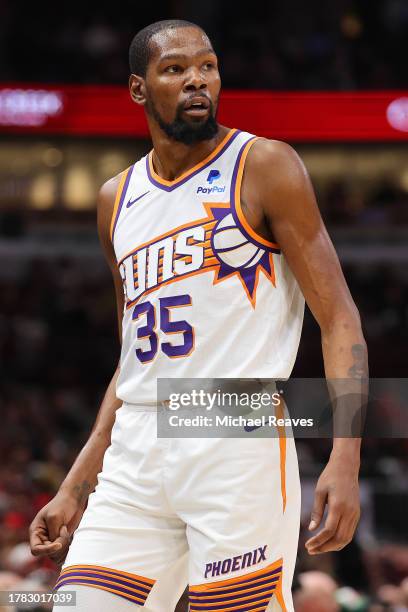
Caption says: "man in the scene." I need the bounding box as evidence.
[30,20,365,612]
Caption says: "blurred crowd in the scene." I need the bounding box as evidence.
[320,181,408,227]
[0,0,407,89]
[0,253,406,610]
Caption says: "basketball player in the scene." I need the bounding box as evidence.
[29,20,366,612]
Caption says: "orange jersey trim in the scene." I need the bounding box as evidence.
[275,400,287,513]
[233,138,280,250]
[275,583,288,612]
[110,167,132,243]
[58,564,155,586]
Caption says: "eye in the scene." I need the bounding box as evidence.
[203,61,215,70]
[165,65,183,73]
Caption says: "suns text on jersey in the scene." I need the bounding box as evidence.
[119,224,211,306]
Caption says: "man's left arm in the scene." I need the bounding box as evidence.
[242,138,367,555]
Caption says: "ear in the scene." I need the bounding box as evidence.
[129,74,146,106]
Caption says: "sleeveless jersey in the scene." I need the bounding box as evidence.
[110,129,305,405]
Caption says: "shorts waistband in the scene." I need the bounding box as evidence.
[121,401,158,412]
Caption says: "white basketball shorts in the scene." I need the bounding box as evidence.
[54,402,301,611]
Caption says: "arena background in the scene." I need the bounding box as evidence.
[0,1,407,611]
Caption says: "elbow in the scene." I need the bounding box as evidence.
[322,302,364,338]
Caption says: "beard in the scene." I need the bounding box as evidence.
[146,95,219,145]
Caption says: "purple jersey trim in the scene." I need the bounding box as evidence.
[145,130,241,192]
[230,139,281,254]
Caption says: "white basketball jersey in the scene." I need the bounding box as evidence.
[110,129,305,404]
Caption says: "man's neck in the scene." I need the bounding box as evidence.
[149,124,230,181]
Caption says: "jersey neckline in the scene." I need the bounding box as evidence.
[145,128,240,192]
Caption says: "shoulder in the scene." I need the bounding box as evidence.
[246,138,308,184]
[242,137,313,213]
[97,169,130,258]
[97,171,126,212]
[97,168,131,228]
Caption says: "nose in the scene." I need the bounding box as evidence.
[183,66,207,92]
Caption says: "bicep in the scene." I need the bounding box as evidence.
[274,210,355,330]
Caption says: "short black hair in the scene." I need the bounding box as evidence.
[129,19,209,77]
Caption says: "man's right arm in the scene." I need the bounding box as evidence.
[29,174,126,562]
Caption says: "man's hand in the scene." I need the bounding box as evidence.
[305,451,360,555]
[29,491,85,565]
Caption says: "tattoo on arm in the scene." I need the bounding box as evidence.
[348,344,368,379]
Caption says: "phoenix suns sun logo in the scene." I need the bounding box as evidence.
[118,202,280,309]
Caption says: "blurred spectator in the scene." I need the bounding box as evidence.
[295,572,340,611]
[299,571,338,594]
[295,590,339,612]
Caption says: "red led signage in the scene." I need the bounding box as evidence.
[0,84,407,141]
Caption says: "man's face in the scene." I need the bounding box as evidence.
[142,27,221,144]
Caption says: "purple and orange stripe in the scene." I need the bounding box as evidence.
[189,558,284,612]
[54,564,155,607]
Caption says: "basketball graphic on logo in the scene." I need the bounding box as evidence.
[212,213,265,269]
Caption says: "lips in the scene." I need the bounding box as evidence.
[183,96,210,116]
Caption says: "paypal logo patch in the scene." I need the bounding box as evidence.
[207,169,221,184]
[197,169,225,194]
